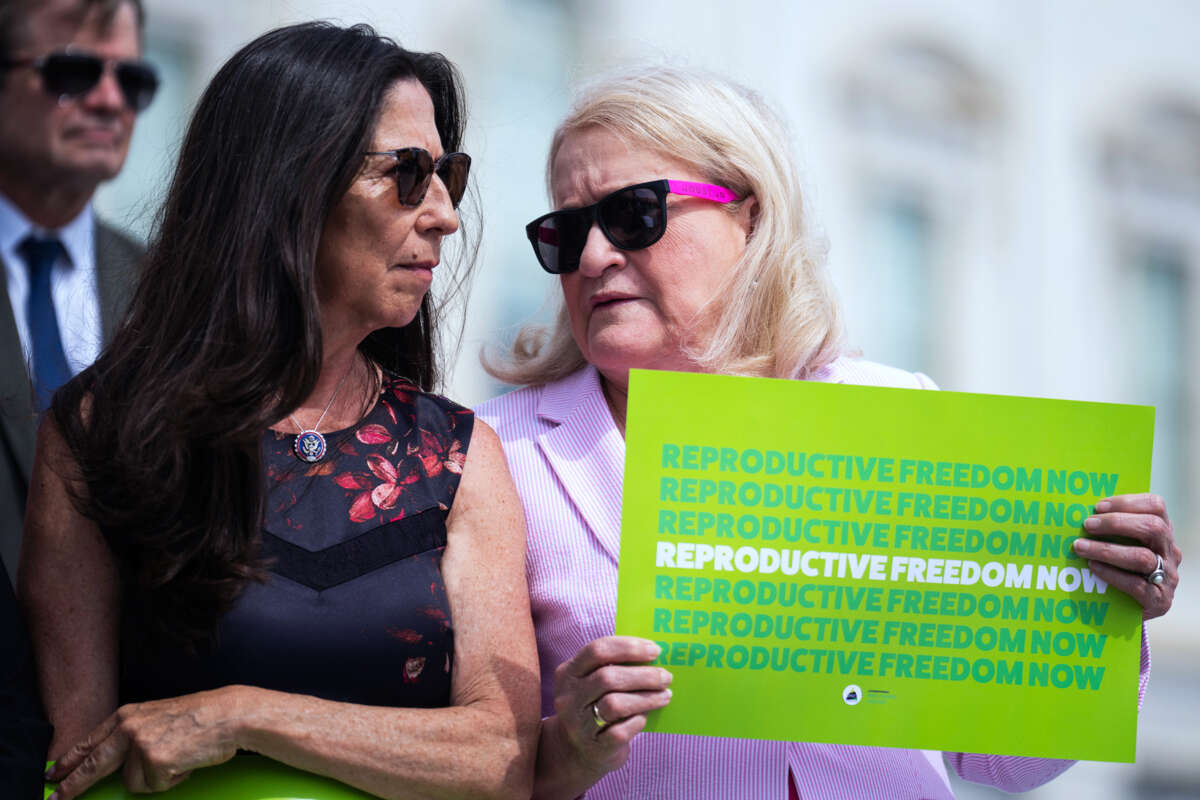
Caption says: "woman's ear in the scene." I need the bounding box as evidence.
[736,193,760,240]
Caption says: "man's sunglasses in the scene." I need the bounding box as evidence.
[525,179,740,275]
[363,148,471,209]
[0,51,158,111]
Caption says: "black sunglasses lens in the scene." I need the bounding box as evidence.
[115,62,158,111]
[393,148,435,205]
[436,153,471,208]
[600,186,664,249]
[528,209,592,274]
[39,53,102,97]
[39,54,157,111]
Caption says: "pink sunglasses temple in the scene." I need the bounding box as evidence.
[666,180,739,203]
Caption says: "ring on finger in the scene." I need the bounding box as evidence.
[592,702,610,730]
[1145,553,1166,586]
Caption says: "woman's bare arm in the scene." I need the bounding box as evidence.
[18,417,120,756]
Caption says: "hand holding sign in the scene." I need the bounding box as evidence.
[1074,493,1181,619]
[544,636,673,787]
[46,687,241,799]
[43,753,382,800]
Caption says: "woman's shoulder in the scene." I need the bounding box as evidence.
[368,373,475,458]
[810,356,939,390]
[380,373,473,418]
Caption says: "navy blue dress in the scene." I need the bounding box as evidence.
[120,376,473,708]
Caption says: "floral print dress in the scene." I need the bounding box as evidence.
[119,375,472,708]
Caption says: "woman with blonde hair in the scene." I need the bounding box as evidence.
[478,64,1179,799]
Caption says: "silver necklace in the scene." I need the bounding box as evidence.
[289,359,356,463]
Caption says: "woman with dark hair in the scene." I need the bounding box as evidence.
[19,22,538,800]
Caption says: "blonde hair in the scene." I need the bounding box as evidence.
[485,64,844,386]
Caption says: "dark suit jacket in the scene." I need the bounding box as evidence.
[0,219,140,585]
[0,555,52,799]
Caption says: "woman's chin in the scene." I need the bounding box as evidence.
[587,343,688,381]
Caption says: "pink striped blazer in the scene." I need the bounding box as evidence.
[476,359,1149,799]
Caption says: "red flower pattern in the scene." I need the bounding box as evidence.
[403,656,426,683]
[267,377,470,526]
[260,374,466,705]
[356,423,392,445]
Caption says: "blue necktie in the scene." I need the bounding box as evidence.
[19,235,72,411]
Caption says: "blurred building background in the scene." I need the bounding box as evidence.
[98,1,1198,797]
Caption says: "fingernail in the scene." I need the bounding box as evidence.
[660,669,674,685]
[645,642,661,658]
[663,688,673,699]
[1095,500,1111,513]
[1073,539,1093,554]
[1083,517,1100,531]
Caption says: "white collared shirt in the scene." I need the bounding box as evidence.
[0,191,102,376]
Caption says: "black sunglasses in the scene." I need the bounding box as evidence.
[525,179,739,274]
[0,50,158,111]
[362,148,471,209]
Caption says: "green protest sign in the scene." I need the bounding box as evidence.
[615,369,1153,762]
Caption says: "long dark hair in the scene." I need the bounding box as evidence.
[52,22,470,651]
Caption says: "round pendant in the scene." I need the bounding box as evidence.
[293,430,327,462]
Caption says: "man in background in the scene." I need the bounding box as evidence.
[0,0,154,586]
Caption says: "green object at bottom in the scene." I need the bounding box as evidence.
[44,755,381,800]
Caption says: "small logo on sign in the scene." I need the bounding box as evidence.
[842,684,862,706]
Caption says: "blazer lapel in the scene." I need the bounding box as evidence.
[93,221,139,342]
[535,366,626,565]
